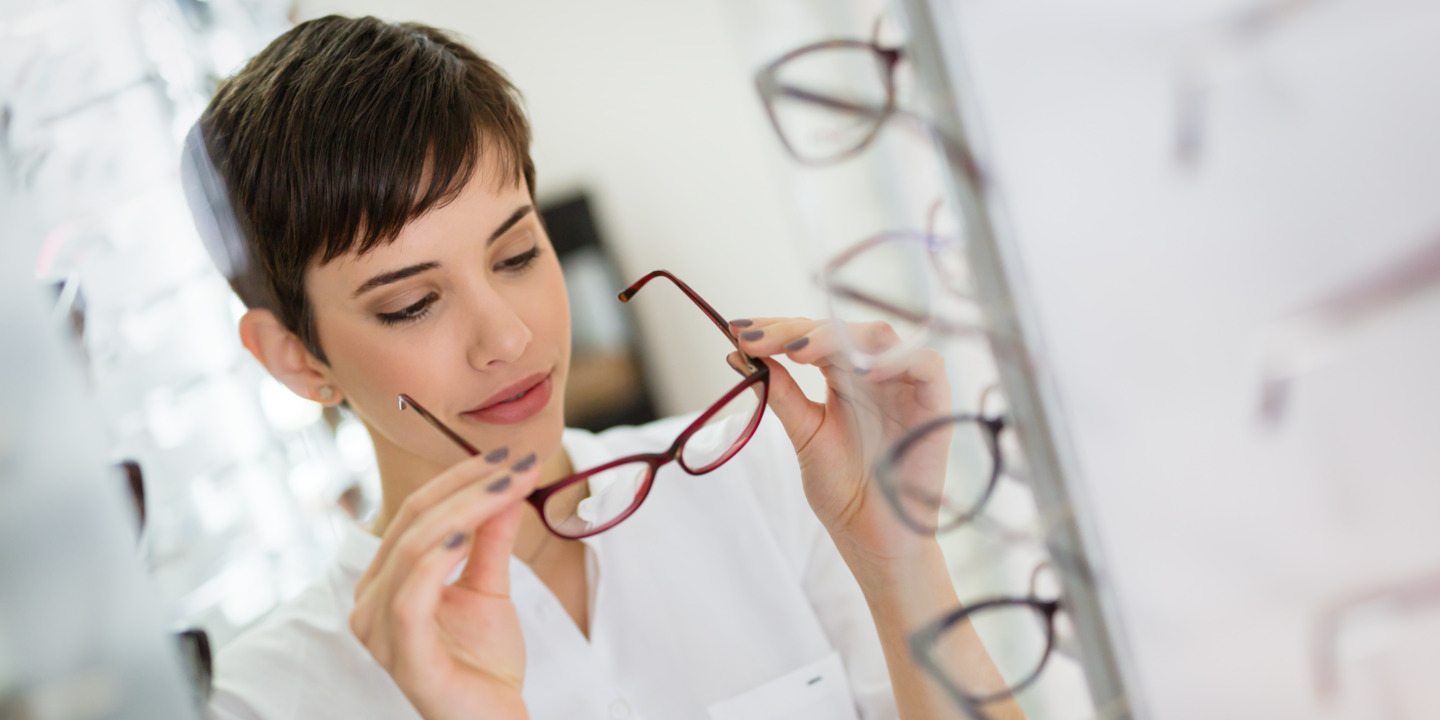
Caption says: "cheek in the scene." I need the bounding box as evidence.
[524,256,572,350]
[320,311,460,410]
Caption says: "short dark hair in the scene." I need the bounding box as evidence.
[200,15,535,362]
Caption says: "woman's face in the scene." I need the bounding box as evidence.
[303,154,571,472]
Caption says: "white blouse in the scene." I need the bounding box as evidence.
[209,409,898,720]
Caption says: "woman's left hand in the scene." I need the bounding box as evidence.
[727,316,952,570]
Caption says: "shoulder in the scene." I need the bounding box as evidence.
[209,567,413,720]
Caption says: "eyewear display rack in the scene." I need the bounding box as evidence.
[895,0,1136,716]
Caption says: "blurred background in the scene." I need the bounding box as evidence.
[5,0,1440,718]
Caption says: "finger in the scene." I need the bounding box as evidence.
[769,321,865,370]
[863,345,948,387]
[384,464,542,592]
[355,463,540,661]
[355,457,540,630]
[728,317,827,358]
[730,353,824,453]
[358,448,521,592]
[369,519,477,671]
[452,499,526,597]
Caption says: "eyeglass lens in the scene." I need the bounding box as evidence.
[824,232,980,363]
[766,44,891,163]
[884,415,1000,533]
[541,460,653,538]
[678,382,766,473]
[929,601,1055,704]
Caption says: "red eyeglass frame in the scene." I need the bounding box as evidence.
[398,270,771,540]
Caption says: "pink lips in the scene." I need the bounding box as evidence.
[461,371,553,425]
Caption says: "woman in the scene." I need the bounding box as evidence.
[189,14,1021,720]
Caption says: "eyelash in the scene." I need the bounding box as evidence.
[498,246,542,272]
[374,246,543,327]
[376,292,438,326]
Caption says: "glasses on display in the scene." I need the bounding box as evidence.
[911,561,1073,713]
[754,20,907,166]
[875,385,1014,536]
[1174,0,1319,169]
[1257,234,1440,425]
[1312,568,1440,702]
[400,270,770,540]
[816,199,1000,371]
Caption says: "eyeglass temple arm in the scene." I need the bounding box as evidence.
[771,84,890,120]
[397,393,481,456]
[619,270,763,372]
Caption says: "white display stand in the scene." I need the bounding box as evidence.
[907,0,1440,717]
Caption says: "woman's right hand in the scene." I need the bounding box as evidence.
[351,451,543,720]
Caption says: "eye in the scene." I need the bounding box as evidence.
[376,292,438,326]
[495,246,541,272]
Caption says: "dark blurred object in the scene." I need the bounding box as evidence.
[541,193,659,432]
[174,628,214,709]
[337,483,365,519]
[116,459,146,533]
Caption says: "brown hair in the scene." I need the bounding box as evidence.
[200,15,535,362]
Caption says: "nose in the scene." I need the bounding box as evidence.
[461,281,532,371]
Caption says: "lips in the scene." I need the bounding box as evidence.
[474,371,548,411]
[460,370,554,426]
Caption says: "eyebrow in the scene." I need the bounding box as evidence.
[351,204,536,298]
[488,205,534,246]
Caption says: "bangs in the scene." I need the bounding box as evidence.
[308,27,533,264]
[200,15,535,359]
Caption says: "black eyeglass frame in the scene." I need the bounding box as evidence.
[909,595,1064,709]
[874,406,1008,536]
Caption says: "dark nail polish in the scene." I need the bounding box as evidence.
[510,453,537,472]
[740,329,764,342]
[444,532,466,549]
[484,446,510,463]
[729,318,754,328]
[784,337,810,352]
[487,476,512,493]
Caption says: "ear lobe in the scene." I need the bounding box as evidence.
[238,309,333,402]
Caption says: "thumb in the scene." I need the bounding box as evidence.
[730,352,822,453]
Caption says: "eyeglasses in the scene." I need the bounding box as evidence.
[1174,0,1318,170]
[816,199,1000,371]
[875,385,1013,535]
[1257,233,1440,425]
[910,561,1072,711]
[1312,568,1440,702]
[755,20,906,165]
[399,270,770,540]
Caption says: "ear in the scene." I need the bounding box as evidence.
[238,309,341,405]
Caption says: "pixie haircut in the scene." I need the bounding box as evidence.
[200,15,535,362]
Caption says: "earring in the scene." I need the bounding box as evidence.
[319,386,335,401]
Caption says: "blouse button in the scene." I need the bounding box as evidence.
[608,699,631,719]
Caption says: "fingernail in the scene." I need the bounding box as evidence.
[729,318,754,328]
[740,329,764,342]
[484,446,510,463]
[784,337,810,352]
[510,453,537,472]
[487,476,512,493]
[443,532,466,549]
